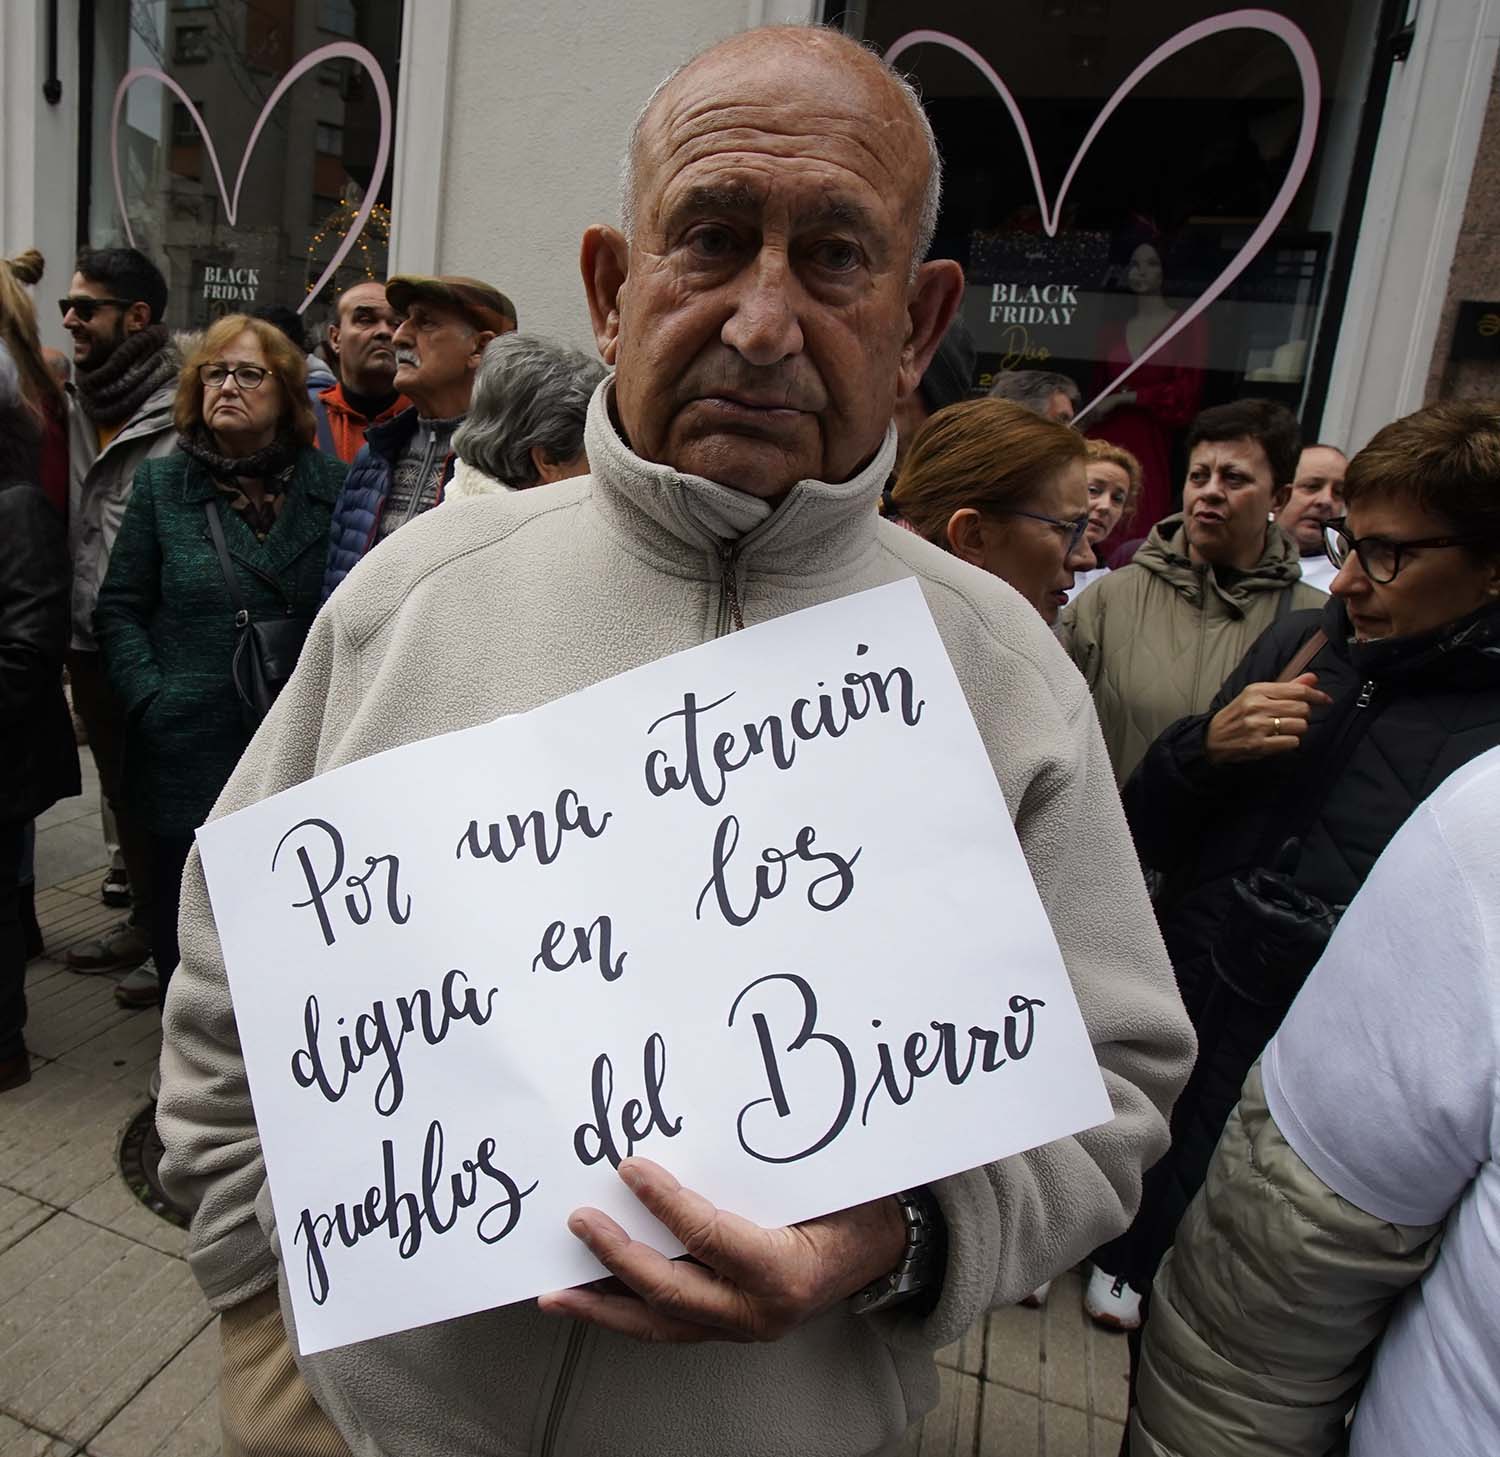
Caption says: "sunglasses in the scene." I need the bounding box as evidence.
[58,296,133,322]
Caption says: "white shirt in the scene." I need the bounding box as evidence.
[1264,748,1500,1457]
[1296,552,1337,594]
[1067,566,1110,603]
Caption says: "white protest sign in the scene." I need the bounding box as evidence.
[197,578,1111,1353]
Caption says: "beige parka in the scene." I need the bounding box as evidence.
[1059,515,1325,784]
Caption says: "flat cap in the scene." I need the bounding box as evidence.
[386,275,518,336]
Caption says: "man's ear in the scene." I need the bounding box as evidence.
[896,258,964,402]
[944,507,985,567]
[325,319,342,358]
[124,300,153,336]
[470,329,496,367]
[581,225,629,365]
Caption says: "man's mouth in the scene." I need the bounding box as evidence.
[395,350,420,369]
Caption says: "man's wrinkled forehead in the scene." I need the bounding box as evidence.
[635,44,927,236]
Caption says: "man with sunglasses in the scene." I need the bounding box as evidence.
[60,247,179,1003]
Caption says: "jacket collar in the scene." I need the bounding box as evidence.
[1325,594,1500,685]
[1135,512,1305,610]
[319,383,411,428]
[68,378,177,463]
[582,378,890,577]
[362,404,423,463]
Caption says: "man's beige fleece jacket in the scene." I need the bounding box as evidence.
[158,382,1195,1457]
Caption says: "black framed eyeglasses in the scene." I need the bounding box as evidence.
[1323,518,1472,585]
[58,295,132,322]
[199,363,272,390]
[994,508,1091,555]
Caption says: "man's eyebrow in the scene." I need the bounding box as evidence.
[667,182,763,221]
[792,197,879,234]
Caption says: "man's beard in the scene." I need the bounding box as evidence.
[79,316,128,372]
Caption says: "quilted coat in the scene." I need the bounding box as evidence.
[1102,592,1500,1294]
[320,406,456,602]
[1130,1065,1445,1457]
[94,447,345,835]
[1059,514,1324,783]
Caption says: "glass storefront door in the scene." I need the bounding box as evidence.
[839,0,1389,520]
[82,0,403,338]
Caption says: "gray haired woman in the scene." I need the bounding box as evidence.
[448,333,606,498]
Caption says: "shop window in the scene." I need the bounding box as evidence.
[318,0,358,38]
[173,25,210,63]
[843,0,1386,531]
[87,1,403,329]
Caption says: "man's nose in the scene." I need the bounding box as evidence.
[393,318,414,347]
[721,253,804,367]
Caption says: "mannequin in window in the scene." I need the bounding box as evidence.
[1085,230,1206,561]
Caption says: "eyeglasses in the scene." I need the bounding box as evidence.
[1323,518,1472,585]
[993,508,1091,555]
[58,295,133,322]
[199,363,272,390]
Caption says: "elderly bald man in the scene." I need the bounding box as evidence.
[158,26,1192,1457]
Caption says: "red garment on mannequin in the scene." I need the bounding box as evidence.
[1085,312,1206,555]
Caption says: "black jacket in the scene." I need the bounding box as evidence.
[0,479,80,822]
[1109,592,1500,1286]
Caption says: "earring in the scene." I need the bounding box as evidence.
[1267,511,1276,522]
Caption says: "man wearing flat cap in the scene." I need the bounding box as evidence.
[321,274,517,600]
[162,25,1191,1457]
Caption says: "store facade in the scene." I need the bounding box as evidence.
[2,0,1496,455]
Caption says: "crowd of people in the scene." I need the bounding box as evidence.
[1,21,1495,1457]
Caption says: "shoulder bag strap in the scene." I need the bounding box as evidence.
[204,500,250,626]
[1276,628,1328,683]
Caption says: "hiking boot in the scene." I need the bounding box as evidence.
[114,957,160,1009]
[100,868,131,907]
[65,920,150,974]
[1084,1265,1142,1331]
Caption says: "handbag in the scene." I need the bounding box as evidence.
[1208,626,1341,1006]
[204,500,312,729]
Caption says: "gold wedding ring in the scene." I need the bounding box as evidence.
[1272,717,1282,735]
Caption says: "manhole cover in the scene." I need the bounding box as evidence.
[118,1105,194,1227]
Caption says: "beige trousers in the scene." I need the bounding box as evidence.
[219,1289,350,1457]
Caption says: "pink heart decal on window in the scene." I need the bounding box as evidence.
[886,9,1321,423]
[110,41,393,316]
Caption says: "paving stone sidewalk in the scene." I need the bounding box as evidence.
[3,768,1129,1455]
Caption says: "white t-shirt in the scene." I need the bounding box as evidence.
[1264,748,1500,1457]
[1296,552,1337,594]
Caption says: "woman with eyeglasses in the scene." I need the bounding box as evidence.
[1094,401,1500,1412]
[887,397,1094,626]
[95,314,346,1016]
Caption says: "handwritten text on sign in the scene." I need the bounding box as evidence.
[196,580,1111,1353]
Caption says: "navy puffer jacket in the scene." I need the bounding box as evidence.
[320,406,456,602]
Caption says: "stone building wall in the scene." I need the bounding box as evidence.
[1427,63,1500,401]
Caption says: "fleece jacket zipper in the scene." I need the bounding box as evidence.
[538,1321,588,1457]
[717,541,744,635]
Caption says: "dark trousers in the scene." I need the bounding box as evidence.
[1,820,29,1060]
[67,650,153,926]
[150,832,195,1011]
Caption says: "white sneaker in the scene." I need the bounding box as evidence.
[1020,1280,1052,1308]
[1084,1265,1142,1331]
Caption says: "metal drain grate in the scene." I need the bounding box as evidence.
[118,1105,194,1228]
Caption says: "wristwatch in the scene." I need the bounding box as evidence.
[849,1187,945,1316]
